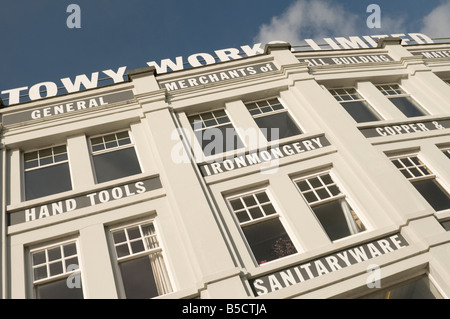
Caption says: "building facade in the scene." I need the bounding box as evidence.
[0,37,449,299]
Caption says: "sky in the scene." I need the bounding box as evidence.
[1,0,450,105]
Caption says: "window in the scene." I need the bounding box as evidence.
[30,240,83,299]
[90,131,142,183]
[390,154,450,211]
[442,219,450,231]
[442,148,450,159]
[110,221,172,299]
[329,88,381,123]
[294,172,365,241]
[24,145,72,200]
[245,98,302,141]
[227,189,297,265]
[188,109,244,156]
[376,84,427,117]
[360,275,443,299]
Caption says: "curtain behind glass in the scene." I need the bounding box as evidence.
[142,224,172,296]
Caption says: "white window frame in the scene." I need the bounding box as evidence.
[244,97,303,140]
[108,218,173,298]
[375,83,428,116]
[29,238,83,299]
[389,153,450,200]
[188,108,245,156]
[328,87,382,121]
[22,144,73,200]
[226,187,300,266]
[293,170,367,242]
[88,129,143,183]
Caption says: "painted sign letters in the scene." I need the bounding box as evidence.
[250,233,408,296]
[8,176,162,225]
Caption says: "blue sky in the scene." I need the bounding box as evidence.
[1,0,450,105]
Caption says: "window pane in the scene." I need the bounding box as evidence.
[48,247,61,261]
[329,185,341,196]
[236,211,250,223]
[93,147,141,183]
[341,101,380,123]
[127,227,141,240]
[260,105,272,113]
[303,191,318,203]
[34,266,47,281]
[113,231,127,244]
[116,131,129,140]
[392,159,403,169]
[65,257,79,268]
[242,218,297,264]
[36,278,83,299]
[254,112,302,141]
[312,199,364,241]
[130,240,145,254]
[316,188,330,200]
[204,118,217,127]
[267,98,280,106]
[243,195,257,207]
[49,262,64,277]
[256,192,270,204]
[25,160,39,170]
[249,207,264,219]
[201,112,214,120]
[115,244,130,258]
[321,174,333,185]
[213,109,227,119]
[53,145,67,155]
[412,179,450,211]
[32,251,46,266]
[24,151,38,162]
[262,204,276,215]
[54,153,68,162]
[63,243,77,257]
[296,180,310,192]
[39,148,52,158]
[309,177,322,188]
[390,97,426,117]
[39,156,53,166]
[119,256,159,299]
[230,199,244,211]
[25,163,72,200]
[400,169,413,179]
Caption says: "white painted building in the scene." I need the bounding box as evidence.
[0,37,449,299]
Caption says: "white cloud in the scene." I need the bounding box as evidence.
[253,0,360,45]
[421,0,450,38]
[253,0,450,46]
